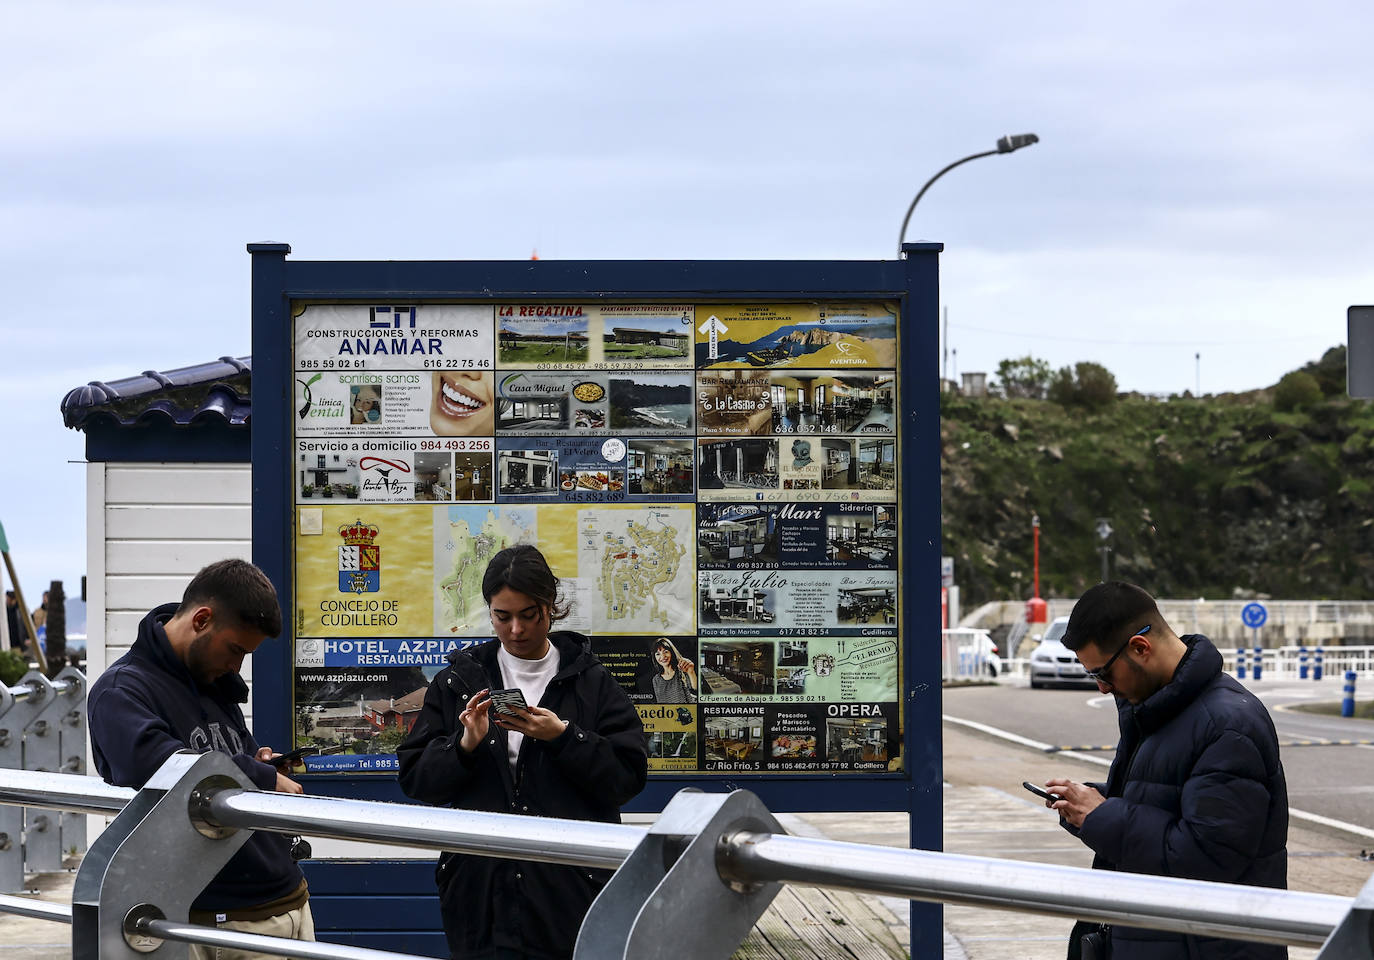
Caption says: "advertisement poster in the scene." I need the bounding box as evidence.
[494,437,694,503]
[697,502,897,570]
[292,299,903,776]
[292,635,482,773]
[694,303,898,369]
[496,305,694,369]
[295,439,493,503]
[296,371,496,439]
[295,304,495,371]
[697,569,897,637]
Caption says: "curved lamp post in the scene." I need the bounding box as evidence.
[897,133,1039,254]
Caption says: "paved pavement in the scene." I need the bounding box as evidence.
[3,721,1371,959]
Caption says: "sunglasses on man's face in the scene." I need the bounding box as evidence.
[1079,624,1151,684]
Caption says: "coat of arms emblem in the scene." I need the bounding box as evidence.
[338,519,381,594]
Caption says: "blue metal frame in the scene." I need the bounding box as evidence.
[249,241,943,947]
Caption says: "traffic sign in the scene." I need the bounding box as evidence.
[1241,602,1267,629]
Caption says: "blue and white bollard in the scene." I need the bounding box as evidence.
[1252,646,1263,681]
[1299,646,1308,680]
[1343,670,1357,718]
[1315,647,1324,682]
[1237,647,1247,680]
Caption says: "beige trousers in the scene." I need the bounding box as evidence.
[189,902,315,960]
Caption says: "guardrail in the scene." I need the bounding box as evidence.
[1,757,1372,959]
[0,667,88,891]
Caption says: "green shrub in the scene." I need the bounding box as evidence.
[0,649,29,687]
[1048,362,1118,411]
[1274,371,1322,412]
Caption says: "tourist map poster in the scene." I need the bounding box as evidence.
[291,302,901,774]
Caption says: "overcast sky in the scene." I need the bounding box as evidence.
[4,0,1372,596]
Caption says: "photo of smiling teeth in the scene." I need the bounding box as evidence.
[440,379,486,414]
[430,372,495,436]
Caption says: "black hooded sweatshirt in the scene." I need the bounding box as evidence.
[398,631,647,960]
[87,603,304,912]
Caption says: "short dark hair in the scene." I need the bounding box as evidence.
[482,546,568,622]
[178,559,283,637]
[1064,581,1159,655]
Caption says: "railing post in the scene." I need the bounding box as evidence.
[576,789,785,960]
[1236,648,1247,680]
[20,672,66,873]
[1252,646,1263,682]
[54,668,88,861]
[0,685,23,892]
[1315,869,1374,959]
[1315,647,1325,682]
[71,751,258,960]
[1300,646,1309,680]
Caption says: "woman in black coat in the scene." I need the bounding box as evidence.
[398,546,647,960]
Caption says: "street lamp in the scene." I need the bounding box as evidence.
[897,133,1040,254]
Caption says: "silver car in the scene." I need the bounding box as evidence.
[1028,616,1096,689]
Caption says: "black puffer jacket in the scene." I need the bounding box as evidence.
[397,632,647,960]
[1070,635,1288,960]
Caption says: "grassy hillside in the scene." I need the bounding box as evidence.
[941,349,1374,607]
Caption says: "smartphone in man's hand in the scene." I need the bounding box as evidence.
[272,746,319,768]
[1023,780,1062,803]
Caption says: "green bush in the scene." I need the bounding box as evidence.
[1048,362,1118,411]
[0,649,29,687]
[1274,371,1322,412]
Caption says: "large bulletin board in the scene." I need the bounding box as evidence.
[249,246,942,822]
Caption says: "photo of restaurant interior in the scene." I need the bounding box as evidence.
[700,641,775,695]
[705,715,764,762]
[837,586,896,625]
[497,449,559,496]
[825,716,888,764]
[450,453,492,501]
[697,438,779,489]
[820,438,896,491]
[696,370,772,434]
[776,667,806,694]
[628,440,693,495]
[826,506,896,565]
[698,506,776,563]
[769,373,895,434]
[497,393,568,431]
[412,452,452,501]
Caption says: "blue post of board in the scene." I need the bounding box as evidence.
[1236,647,1247,679]
[1252,645,1263,681]
[1299,645,1308,680]
[1315,647,1324,681]
[1343,670,1357,718]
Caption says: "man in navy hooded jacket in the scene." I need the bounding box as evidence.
[88,559,312,959]
[1042,582,1288,960]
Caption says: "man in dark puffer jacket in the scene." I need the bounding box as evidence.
[1043,582,1287,960]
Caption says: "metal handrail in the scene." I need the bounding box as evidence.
[0,769,1360,952]
[0,892,71,924]
[720,831,1347,947]
[0,770,134,816]
[204,789,644,869]
[134,917,415,960]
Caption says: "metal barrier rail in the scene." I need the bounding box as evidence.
[0,667,89,891]
[0,757,1371,960]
